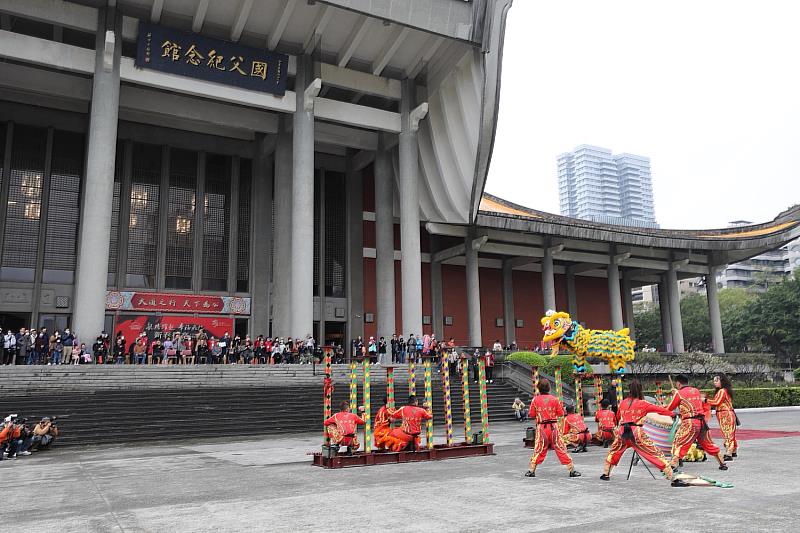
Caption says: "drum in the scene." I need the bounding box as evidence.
[643,413,677,456]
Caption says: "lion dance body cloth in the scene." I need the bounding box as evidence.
[540,310,636,374]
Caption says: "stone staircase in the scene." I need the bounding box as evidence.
[0,365,520,446]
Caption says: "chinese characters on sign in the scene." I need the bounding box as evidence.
[105,291,251,315]
[136,22,288,96]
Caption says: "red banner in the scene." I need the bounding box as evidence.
[130,293,224,313]
[115,314,233,343]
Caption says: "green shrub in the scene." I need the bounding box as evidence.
[794,368,800,381]
[507,352,548,367]
[507,352,592,381]
[641,387,800,408]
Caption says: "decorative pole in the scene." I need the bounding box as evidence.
[575,374,584,416]
[655,381,664,405]
[323,348,332,446]
[386,366,395,410]
[461,357,473,443]
[594,374,603,407]
[555,366,563,405]
[532,366,540,396]
[349,359,358,412]
[424,357,434,449]
[363,357,372,453]
[478,358,490,444]
[408,358,416,397]
[441,355,453,447]
[616,375,624,403]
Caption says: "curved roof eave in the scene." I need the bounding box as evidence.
[469,0,514,224]
[477,194,800,252]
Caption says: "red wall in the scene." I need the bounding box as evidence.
[441,264,468,344]
[512,270,543,349]
[479,267,505,347]
[574,276,612,330]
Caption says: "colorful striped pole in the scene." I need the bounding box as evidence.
[478,358,490,443]
[408,359,416,397]
[594,374,603,406]
[386,366,395,410]
[323,349,332,446]
[441,356,453,447]
[349,360,358,412]
[424,358,434,449]
[461,357,473,443]
[363,358,372,453]
[575,374,584,416]
[616,376,624,403]
[533,366,540,396]
[555,366,563,405]
[655,381,664,405]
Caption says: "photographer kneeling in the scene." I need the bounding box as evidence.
[31,417,59,451]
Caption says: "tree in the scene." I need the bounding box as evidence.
[741,272,800,366]
[680,294,711,352]
[719,288,758,352]
[632,303,662,350]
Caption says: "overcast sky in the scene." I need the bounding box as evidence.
[485,0,800,229]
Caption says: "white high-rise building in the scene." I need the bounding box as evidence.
[558,145,657,228]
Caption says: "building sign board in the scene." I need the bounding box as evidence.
[115,314,233,343]
[136,22,288,96]
[106,291,250,315]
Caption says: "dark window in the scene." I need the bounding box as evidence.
[1,125,47,282]
[126,143,161,288]
[202,153,230,291]
[325,172,346,297]
[43,130,84,284]
[107,141,124,286]
[62,27,96,50]
[236,159,252,293]
[9,16,53,40]
[165,148,196,290]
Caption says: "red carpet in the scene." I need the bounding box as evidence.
[708,428,800,441]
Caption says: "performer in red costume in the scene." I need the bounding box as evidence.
[388,395,433,451]
[525,379,581,478]
[594,398,617,447]
[601,380,675,481]
[323,401,366,454]
[666,375,728,471]
[706,373,738,460]
[562,404,590,452]
[373,396,395,450]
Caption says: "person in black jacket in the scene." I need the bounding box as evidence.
[605,379,619,414]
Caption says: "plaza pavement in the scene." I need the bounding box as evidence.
[1,408,798,532]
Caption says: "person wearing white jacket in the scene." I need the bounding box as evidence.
[3,331,16,365]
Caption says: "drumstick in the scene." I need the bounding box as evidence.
[668,375,675,390]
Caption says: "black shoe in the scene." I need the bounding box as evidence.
[719,464,728,471]
[569,470,581,477]
[600,474,610,481]
[678,459,684,467]
[731,452,737,458]
[700,454,707,462]
[671,479,690,487]
[603,441,610,448]
[723,454,733,462]
[524,470,535,477]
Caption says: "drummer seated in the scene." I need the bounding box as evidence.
[563,405,590,452]
[593,399,617,448]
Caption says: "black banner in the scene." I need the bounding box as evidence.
[136,22,288,96]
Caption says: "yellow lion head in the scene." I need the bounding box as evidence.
[540,310,573,343]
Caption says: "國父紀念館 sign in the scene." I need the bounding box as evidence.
[136,22,288,96]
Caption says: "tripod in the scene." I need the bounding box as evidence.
[626,450,657,480]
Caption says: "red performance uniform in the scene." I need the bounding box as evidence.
[562,413,590,448]
[528,394,572,469]
[605,398,674,472]
[388,405,433,451]
[666,386,721,462]
[707,388,737,455]
[594,408,617,442]
[373,405,395,450]
[324,411,365,450]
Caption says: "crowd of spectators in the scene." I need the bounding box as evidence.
[0,414,59,461]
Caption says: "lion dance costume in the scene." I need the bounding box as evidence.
[373,404,395,450]
[540,310,635,374]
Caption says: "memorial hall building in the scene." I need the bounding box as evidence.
[0,0,797,352]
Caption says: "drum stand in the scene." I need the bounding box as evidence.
[626,451,656,480]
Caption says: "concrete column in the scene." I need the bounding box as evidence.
[374,135,395,340]
[465,238,482,347]
[608,261,624,331]
[566,268,578,318]
[666,265,685,352]
[345,150,364,344]
[658,279,673,352]
[621,270,636,340]
[72,8,121,340]
[398,79,422,337]
[542,247,556,312]
[502,261,515,346]
[706,266,725,353]
[289,55,316,339]
[272,117,293,337]
[250,134,273,336]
